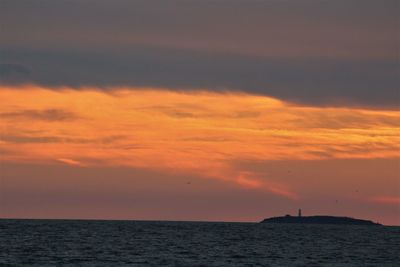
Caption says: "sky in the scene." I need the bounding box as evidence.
[0,0,399,225]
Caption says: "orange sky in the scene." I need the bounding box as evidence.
[0,85,399,224]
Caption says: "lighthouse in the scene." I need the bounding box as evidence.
[298,209,302,217]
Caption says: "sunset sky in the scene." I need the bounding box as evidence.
[1,0,399,225]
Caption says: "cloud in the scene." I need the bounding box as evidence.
[1,87,398,162]
[1,46,398,108]
[1,0,398,108]
[236,172,298,200]
[1,87,398,201]
[57,158,86,167]
[0,135,63,144]
[0,63,30,76]
[0,134,127,145]
[0,63,31,83]
[1,88,399,223]
[0,108,77,121]
[0,134,93,144]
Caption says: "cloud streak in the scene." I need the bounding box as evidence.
[0,108,77,121]
[1,85,399,199]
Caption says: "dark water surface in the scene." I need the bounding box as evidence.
[0,219,399,266]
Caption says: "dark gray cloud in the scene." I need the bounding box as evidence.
[1,47,398,107]
[0,0,398,107]
[0,63,30,76]
[0,63,31,83]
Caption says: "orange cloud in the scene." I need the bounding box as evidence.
[236,172,298,200]
[1,85,399,198]
[57,158,87,167]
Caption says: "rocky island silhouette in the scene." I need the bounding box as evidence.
[261,209,382,226]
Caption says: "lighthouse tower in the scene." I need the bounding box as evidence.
[298,208,302,217]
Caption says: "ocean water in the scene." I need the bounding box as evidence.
[0,219,399,266]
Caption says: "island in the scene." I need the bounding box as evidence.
[261,209,381,226]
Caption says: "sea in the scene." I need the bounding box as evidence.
[0,219,399,266]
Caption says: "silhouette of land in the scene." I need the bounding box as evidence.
[261,210,381,226]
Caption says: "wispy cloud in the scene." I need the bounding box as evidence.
[0,108,77,121]
[236,172,298,200]
[0,85,399,198]
[1,135,63,144]
[57,158,86,167]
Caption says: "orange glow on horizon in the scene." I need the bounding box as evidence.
[1,85,399,199]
